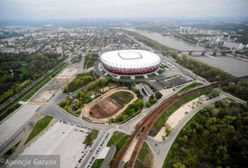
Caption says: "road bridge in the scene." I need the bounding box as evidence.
[177,50,232,56]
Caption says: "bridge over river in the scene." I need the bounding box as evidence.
[177,50,233,56]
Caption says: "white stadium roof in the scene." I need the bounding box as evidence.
[100,50,161,69]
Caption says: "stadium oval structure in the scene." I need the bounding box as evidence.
[100,50,161,75]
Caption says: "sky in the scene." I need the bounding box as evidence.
[0,0,248,20]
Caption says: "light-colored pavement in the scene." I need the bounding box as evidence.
[20,121,90,168]
[0,104,41,155]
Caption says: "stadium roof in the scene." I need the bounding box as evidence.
[100,50,161,69]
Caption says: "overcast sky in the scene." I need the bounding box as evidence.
[0,0,247,20]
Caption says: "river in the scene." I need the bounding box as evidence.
[130,29,248,77]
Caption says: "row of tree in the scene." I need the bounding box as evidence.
[109,98,144,123]
[0,52,63,104]
[222,80,248,102]
[63,72,95,93]
[60,78,109,115]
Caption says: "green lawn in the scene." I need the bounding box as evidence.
[107,131,130,152]
[25,116,53,144]
[83,129,99,146]
[149,88,212,136]
[91,159,104,168]
[110,91,134,105]
[135,142,153,168]
[138,142,151,161]
[0,63,66,121]
[179,82,202,93]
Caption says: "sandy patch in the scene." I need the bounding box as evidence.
[31,91,56,103]
[56,67,78,79]
[154,96,206,141]
[123,138,138,162]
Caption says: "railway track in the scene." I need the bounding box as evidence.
[111,83,218,168]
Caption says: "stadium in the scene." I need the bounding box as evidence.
[100,50,161,75]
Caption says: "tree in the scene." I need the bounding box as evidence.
[172,162,186,168]
[165,123,172,136]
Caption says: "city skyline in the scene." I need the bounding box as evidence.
[0,0,248,20]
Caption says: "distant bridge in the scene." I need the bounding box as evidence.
[177,50,233,56]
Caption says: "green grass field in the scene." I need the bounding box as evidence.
[138,142,151,161]
[110,91,134,105]
[25,116,53,144]
[135,142,153,168]
[179,82,202,93]
[91,159,104,168]
[107,131,130,152]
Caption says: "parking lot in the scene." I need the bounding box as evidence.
[20,121,93,168]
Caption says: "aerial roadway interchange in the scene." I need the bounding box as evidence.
[0,27,246,168]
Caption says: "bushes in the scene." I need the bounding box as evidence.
[0,52,63,104]
[146,91,162,108]
[84,53,99,68]
[109,99,144,123]
[64,72,94,93]
[83,129,99,146]
[60,78,109,116]
[222,79,248,102]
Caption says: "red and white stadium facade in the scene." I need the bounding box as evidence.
[100,50,161,75]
